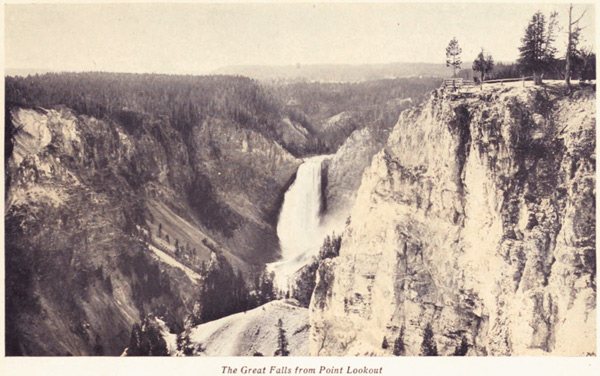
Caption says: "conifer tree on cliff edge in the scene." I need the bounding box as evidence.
[518,11,558,85]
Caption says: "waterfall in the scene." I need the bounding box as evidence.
[268,155,329,290]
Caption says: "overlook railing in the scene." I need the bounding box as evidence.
[443,76,534,91]
[443,78,475,90]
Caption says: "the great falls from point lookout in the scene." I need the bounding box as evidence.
[5,73,595,357]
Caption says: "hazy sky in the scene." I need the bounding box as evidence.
[4,2,596,74]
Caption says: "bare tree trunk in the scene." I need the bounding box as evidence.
[565,4,587,91]
[534,71,543,85]
[566,4,573,88]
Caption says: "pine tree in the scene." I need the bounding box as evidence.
[517,11,558,85]
[233,269,250,311]
[576,47,596,82]
[186,301,203,327]
[274,318,290,356]
[453,336,470,356]
[126,318,169,356]
[177,331,196,356]
[446,37,462,78]
[257,270,275,305]
[472,49,495,82]
[420,323,438,356]
[194,251,254,323]
[381,336,389,349]
[393,326,406,356]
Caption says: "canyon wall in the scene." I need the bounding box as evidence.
[310,85,596,356]
[4,105,299,355]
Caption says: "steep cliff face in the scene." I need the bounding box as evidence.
[310,85,595,356]
[190,117,300,264]
[4,104,299,355]
[5,107,201,355]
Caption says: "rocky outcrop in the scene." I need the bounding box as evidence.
[322,126,390,232]
[310,86,596,356]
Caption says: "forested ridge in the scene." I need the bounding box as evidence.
[6,73,305,152]
[274,77,441,151]
[6,72,441,156]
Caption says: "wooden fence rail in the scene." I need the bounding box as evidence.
[483,76,533,84]
[443,76,534,90]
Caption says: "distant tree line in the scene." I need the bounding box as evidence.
[5,72,313,153]
[5,72,441,158]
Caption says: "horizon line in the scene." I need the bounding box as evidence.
[5,59,521,77]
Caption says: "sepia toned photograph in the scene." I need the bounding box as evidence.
[3,0,596,362]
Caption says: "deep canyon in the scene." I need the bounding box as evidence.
[4,73,595,356]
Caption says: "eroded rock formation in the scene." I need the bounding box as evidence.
[310,86,596,356]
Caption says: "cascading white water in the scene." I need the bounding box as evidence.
[268,155,330,290]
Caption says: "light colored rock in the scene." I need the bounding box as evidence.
[310,86,596,356]
[323,126,388,233]
[10,108,52,168]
